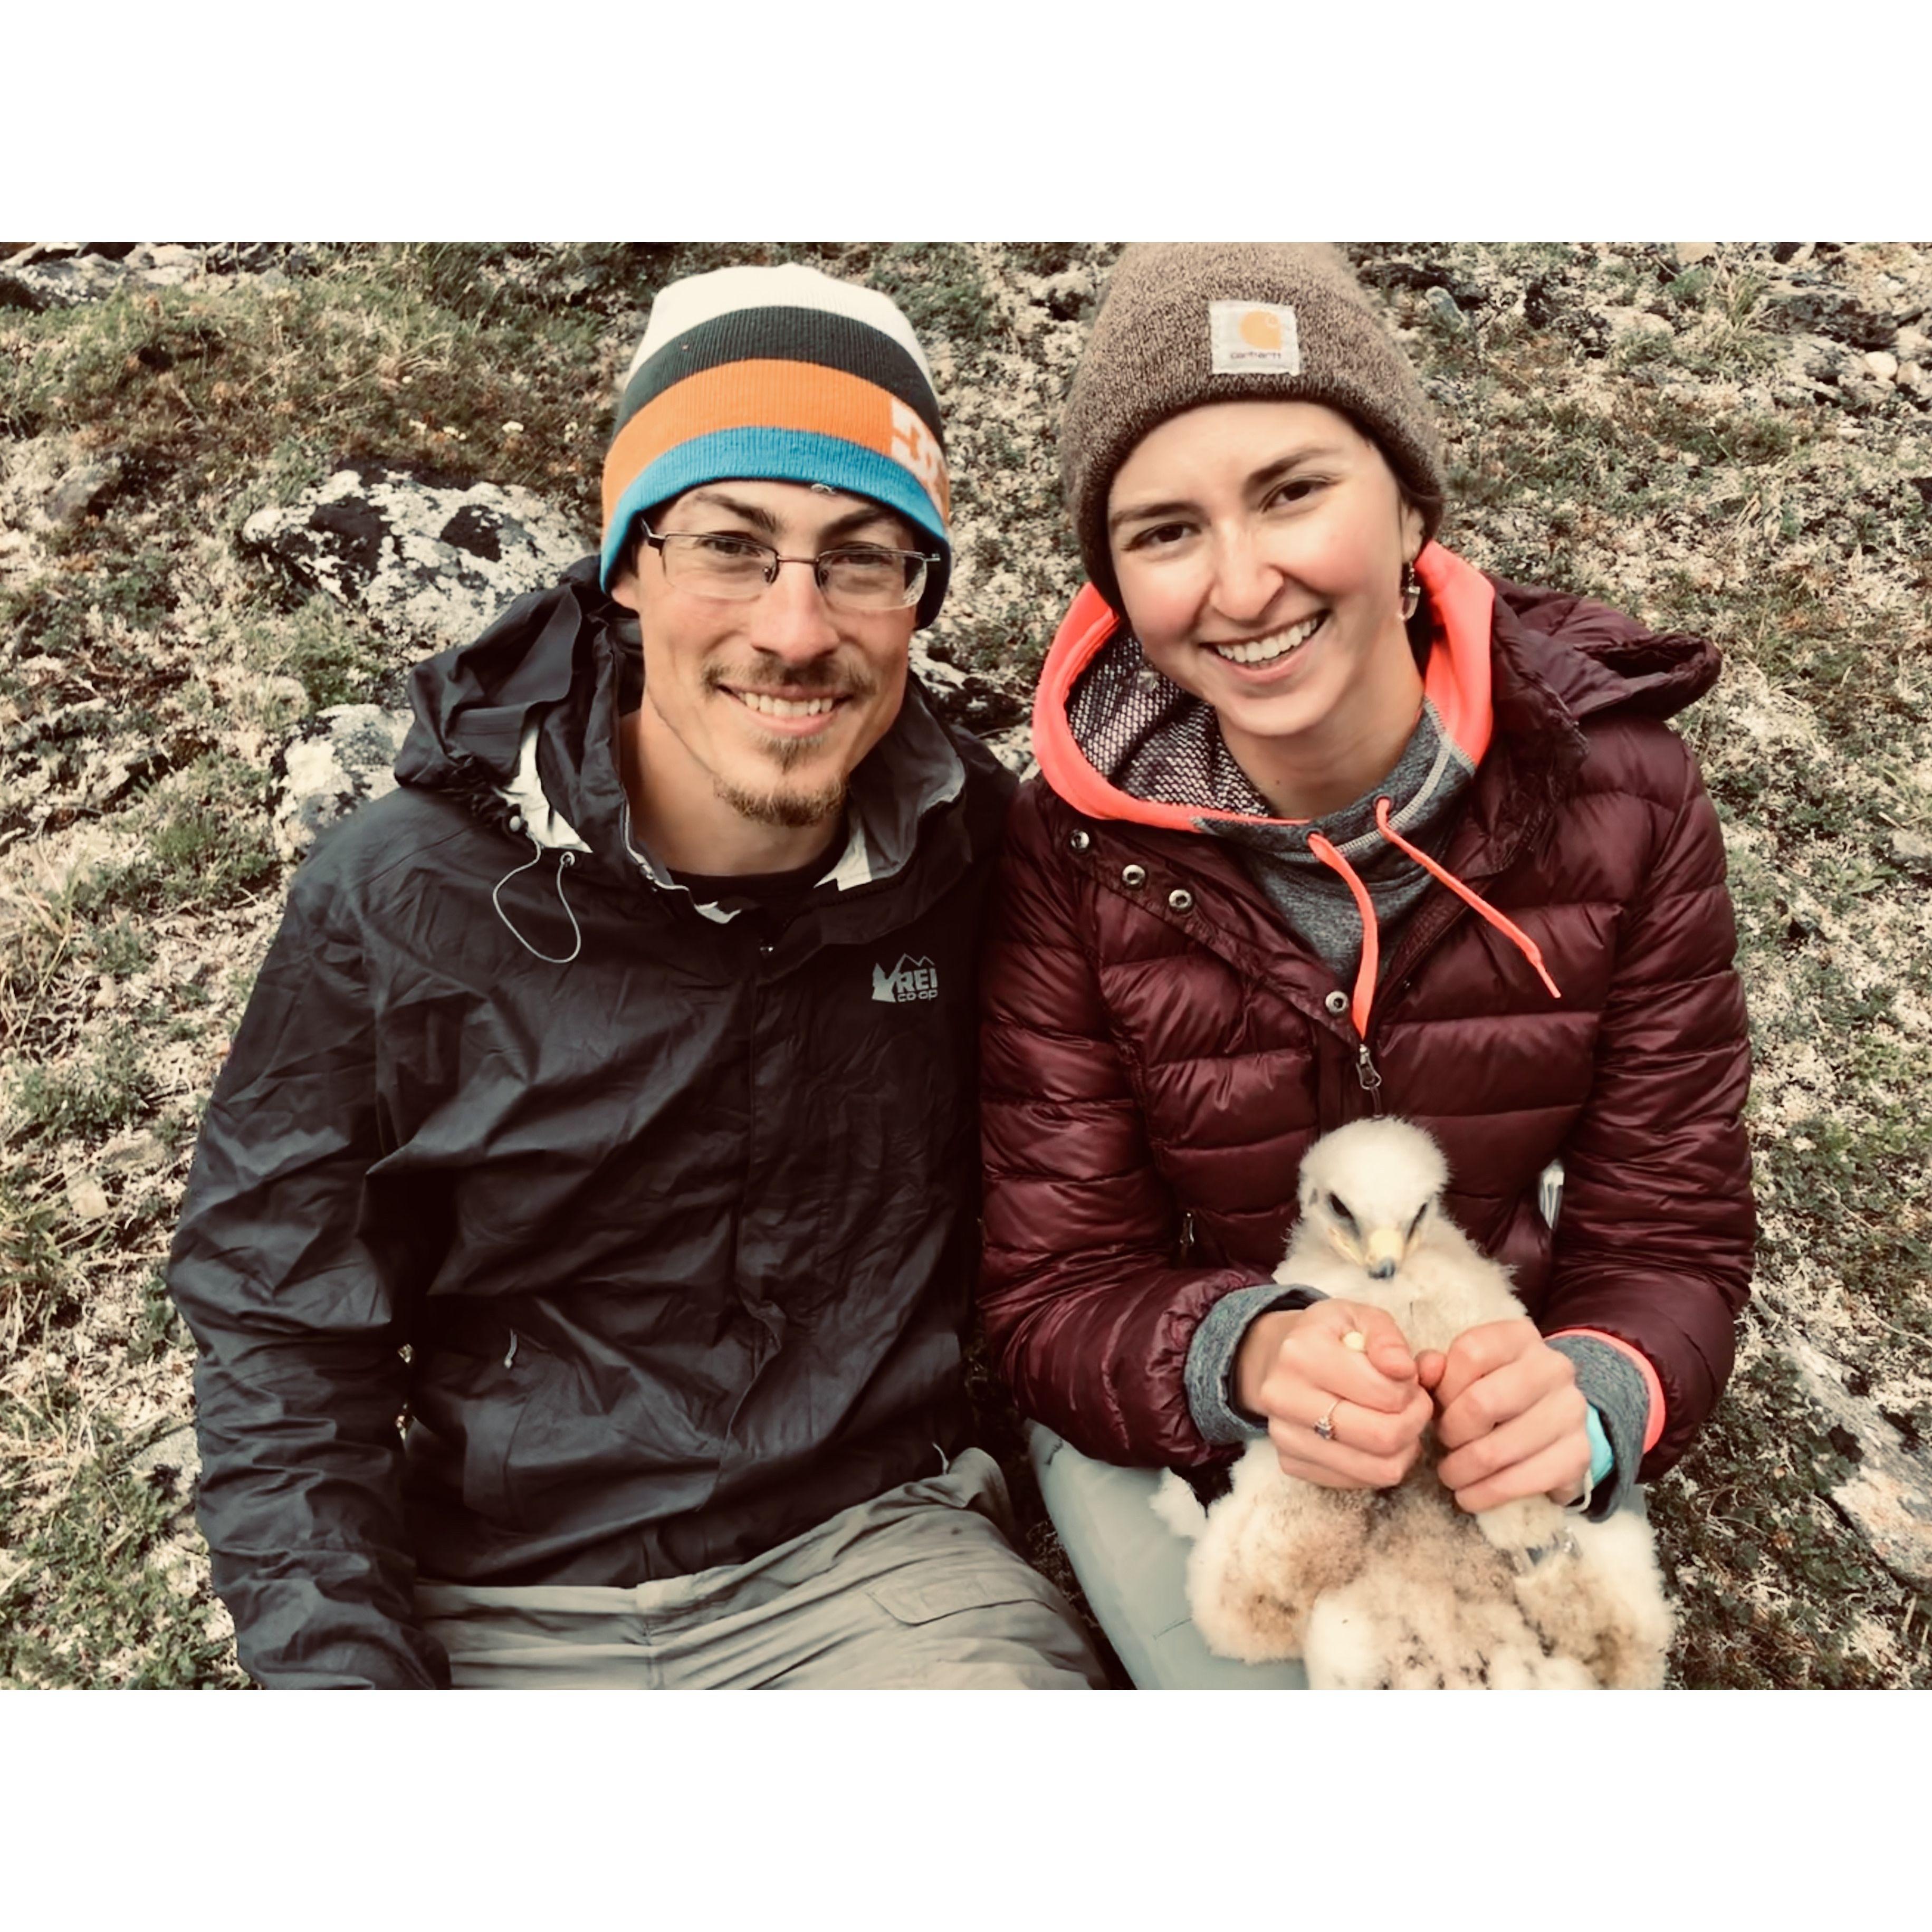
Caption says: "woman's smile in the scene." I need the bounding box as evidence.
[1203,608,1328,669]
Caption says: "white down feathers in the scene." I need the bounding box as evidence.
[1155,1118,1674,1689]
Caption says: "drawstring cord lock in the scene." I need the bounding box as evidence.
[491,835,584,965]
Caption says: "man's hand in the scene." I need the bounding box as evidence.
[1416,1319,1591,1513]
[1236,1300,1434,1490]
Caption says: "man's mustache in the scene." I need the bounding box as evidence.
[702,651,878,701]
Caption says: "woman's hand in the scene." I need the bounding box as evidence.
[1417,1320,1592,1513]
[1235,1300,1434,1490]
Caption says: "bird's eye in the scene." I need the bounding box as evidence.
[1326,1192,1356,1228]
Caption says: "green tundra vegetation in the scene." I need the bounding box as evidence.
[1,242,1927,1687]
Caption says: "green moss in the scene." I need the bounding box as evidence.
[127,1269,183,1364]
[1664,266,1714,310]
[259,594,387,710]
[0,548,175,664]
[83,916,152,978]
[0,1411,246,1689]
[0,1175,74,1344]
[1757,1111,1932,1332]
[866,244,997,349]
[76,753,281,916]
[12,1030,155,1141]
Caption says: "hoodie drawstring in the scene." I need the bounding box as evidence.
[491,837,583,965]
[1308,799,1562,1039]
[1305,830,1381,1037]
[1372,798,1561,1001]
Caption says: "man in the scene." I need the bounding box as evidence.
[168,262,1105,1689]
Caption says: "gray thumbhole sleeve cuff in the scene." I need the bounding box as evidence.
[1547,1334,1652,1520]
[1187,1282,1327,1446]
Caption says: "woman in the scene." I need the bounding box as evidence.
[978,245,1754,1688]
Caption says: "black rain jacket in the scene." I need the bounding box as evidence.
[168,557,1016,1687]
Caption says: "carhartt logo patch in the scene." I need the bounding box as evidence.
[1210,300,1302,375]
[872,954,940,1003]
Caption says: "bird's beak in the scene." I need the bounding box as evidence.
[1364,1228,1404,1280]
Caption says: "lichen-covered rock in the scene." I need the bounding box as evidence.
[908,637,1029,742]
[0,252,130,311]
[271,703,414,859]
[241,464,589,653]
[0,243,205,311]
[1762,279,1903,351]
[0,435,119,581]
[1787,1337,1932,1589]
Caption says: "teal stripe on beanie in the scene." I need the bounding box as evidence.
[599,428,953,628]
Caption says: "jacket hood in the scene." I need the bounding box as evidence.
[395,555,628,857]
[395,553,973,898]
[1032,542,1720,831]
[1486,573,1721,725]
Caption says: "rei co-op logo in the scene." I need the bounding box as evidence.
[872,954,940,1003]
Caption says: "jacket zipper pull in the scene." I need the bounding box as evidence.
[503,1331,519,1370]
[1356,1045,1385,1117]
[1538,1159,1565,1229]
[1178,1210,1195,1263]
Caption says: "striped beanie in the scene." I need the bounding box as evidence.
[600,263,952,626]
[1061,244,1446,614]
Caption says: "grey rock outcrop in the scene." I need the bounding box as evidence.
[1889,828,1932,870]
[1787,1336,1932,1590]
[44,456,121,527]
[0,243,205,311]
[271,704,414,860]
[242,464,589,654]
[907,637,1029,743]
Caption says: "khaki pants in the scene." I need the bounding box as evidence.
[1028,1424,1308,1690]
[416,1448,1106,1689]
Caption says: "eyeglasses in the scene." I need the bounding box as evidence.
[638,521,939,614]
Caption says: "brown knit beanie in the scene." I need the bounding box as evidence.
[1061,244,1446,611]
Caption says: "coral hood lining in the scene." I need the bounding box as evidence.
[1035,543,1560,1034]
[1032,541,1495,832]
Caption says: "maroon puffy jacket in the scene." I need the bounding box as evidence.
[979,546,1754,1482]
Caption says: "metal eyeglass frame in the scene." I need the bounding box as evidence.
[636,519,941,610]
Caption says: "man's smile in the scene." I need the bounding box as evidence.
[722,684,850,736]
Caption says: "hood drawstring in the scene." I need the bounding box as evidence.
[491,836,583,965]
[1309,797,1561,1037]
[1305,830,1381,1036]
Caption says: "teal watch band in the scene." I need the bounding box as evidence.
[1585,1403,1614,1488]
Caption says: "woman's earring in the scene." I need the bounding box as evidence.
[1400,559,1421,621]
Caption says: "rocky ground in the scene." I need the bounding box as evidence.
[1,241,1927,1688]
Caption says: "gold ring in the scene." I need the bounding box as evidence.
[1314,1400,1340,1442]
